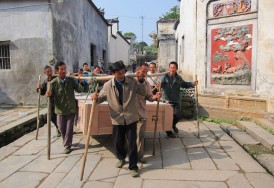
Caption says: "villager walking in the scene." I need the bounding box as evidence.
[161,61,198,138]
[91,60,146,177]
[36,65,61,137]
[135,62,162,162]
[46,62,82,154]
[147,62,160,95]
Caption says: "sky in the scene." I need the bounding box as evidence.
[92,0,179,45]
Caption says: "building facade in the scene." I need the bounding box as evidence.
[176,0,274,114]
[157,18,177,70]
[0,0,109,104]
[107,18,130,66]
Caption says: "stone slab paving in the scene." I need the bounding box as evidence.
[246,173,274,188]
[206,148,239,171]
[187,147,216,170]
[0,171,48,188]
[226,174,253,188]
[0,117,273,187]
[143,180,227,188]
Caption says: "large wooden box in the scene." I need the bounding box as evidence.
[76,97,173,135]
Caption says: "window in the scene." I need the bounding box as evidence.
[102,50,106,63]
[90,44,96,66]
[0,41,11,69]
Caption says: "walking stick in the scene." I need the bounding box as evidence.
[195,75,200,138]
[47,82,52,160]
[35,75,42,140]
[152,82,161,156]
[80,84,99,181]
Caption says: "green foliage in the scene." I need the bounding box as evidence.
[143,44,158,55]
[198,116,233,124]
[162,5,180,19]
[138,41,148,49]
[124,32,137,41]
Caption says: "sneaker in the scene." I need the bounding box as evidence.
[115,159,125,168]
[63,147,71,154]
[173,126,179,133]
[167,132,177,138]
[138,158,146,164]
[130,169,139,178]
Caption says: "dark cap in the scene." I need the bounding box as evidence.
[110,60,125,73]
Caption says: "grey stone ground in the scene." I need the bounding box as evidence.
[0,117,274,188]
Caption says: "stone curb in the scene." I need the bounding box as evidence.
[236,121,274,151]
[0,108,47,147]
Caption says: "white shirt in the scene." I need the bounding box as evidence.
[147,71,159,87]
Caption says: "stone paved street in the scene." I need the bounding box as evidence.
[0,119,274,188]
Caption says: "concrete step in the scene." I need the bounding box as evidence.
[255,118,274,133]
[220,123,260,146]
[236,120,274,151]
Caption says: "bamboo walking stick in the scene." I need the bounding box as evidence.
[152,82,161,156]
[195,75,200,138]
[35,75,42,140]
[80,84,99,181]
[47,82,52,160]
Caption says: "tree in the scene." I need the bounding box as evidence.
[124,32,137,42]
[138,41,148,50]
[162,5,180,19]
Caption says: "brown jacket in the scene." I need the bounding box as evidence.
[97,77,146,125]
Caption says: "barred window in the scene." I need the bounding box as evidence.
[0,41,11,69]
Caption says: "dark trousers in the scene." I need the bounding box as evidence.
[57,114,75,148]
[112,122,138,170]
[166,102,181,134]
[51,107,59,131]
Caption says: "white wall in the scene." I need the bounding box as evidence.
[108,24,130,66]
[0,1,52,104]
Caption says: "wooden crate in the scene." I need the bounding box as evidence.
[76,98,173,135]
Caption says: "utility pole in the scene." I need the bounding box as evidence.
[140,16,145,42]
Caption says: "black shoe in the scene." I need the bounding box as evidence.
[167,132,176,138]
[173,126,179,133]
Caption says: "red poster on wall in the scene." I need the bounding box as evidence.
[210,24,253,85]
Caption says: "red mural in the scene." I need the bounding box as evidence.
[210,24,253,85]
[213,0,251,17]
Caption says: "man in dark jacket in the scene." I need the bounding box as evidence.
[161,61,198,138]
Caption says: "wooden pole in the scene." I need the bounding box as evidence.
[47,82,52,160]
[80,84,99,181]
[53,72,168,81]
[195,75,200,138]
[35,75,42,140]
[152,82,161,156]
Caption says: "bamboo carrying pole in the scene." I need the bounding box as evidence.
[35,75,42,140]
[195,75,200,138]
[152,82,161,156]
[47,82,52,160]
[80,84,99,181]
